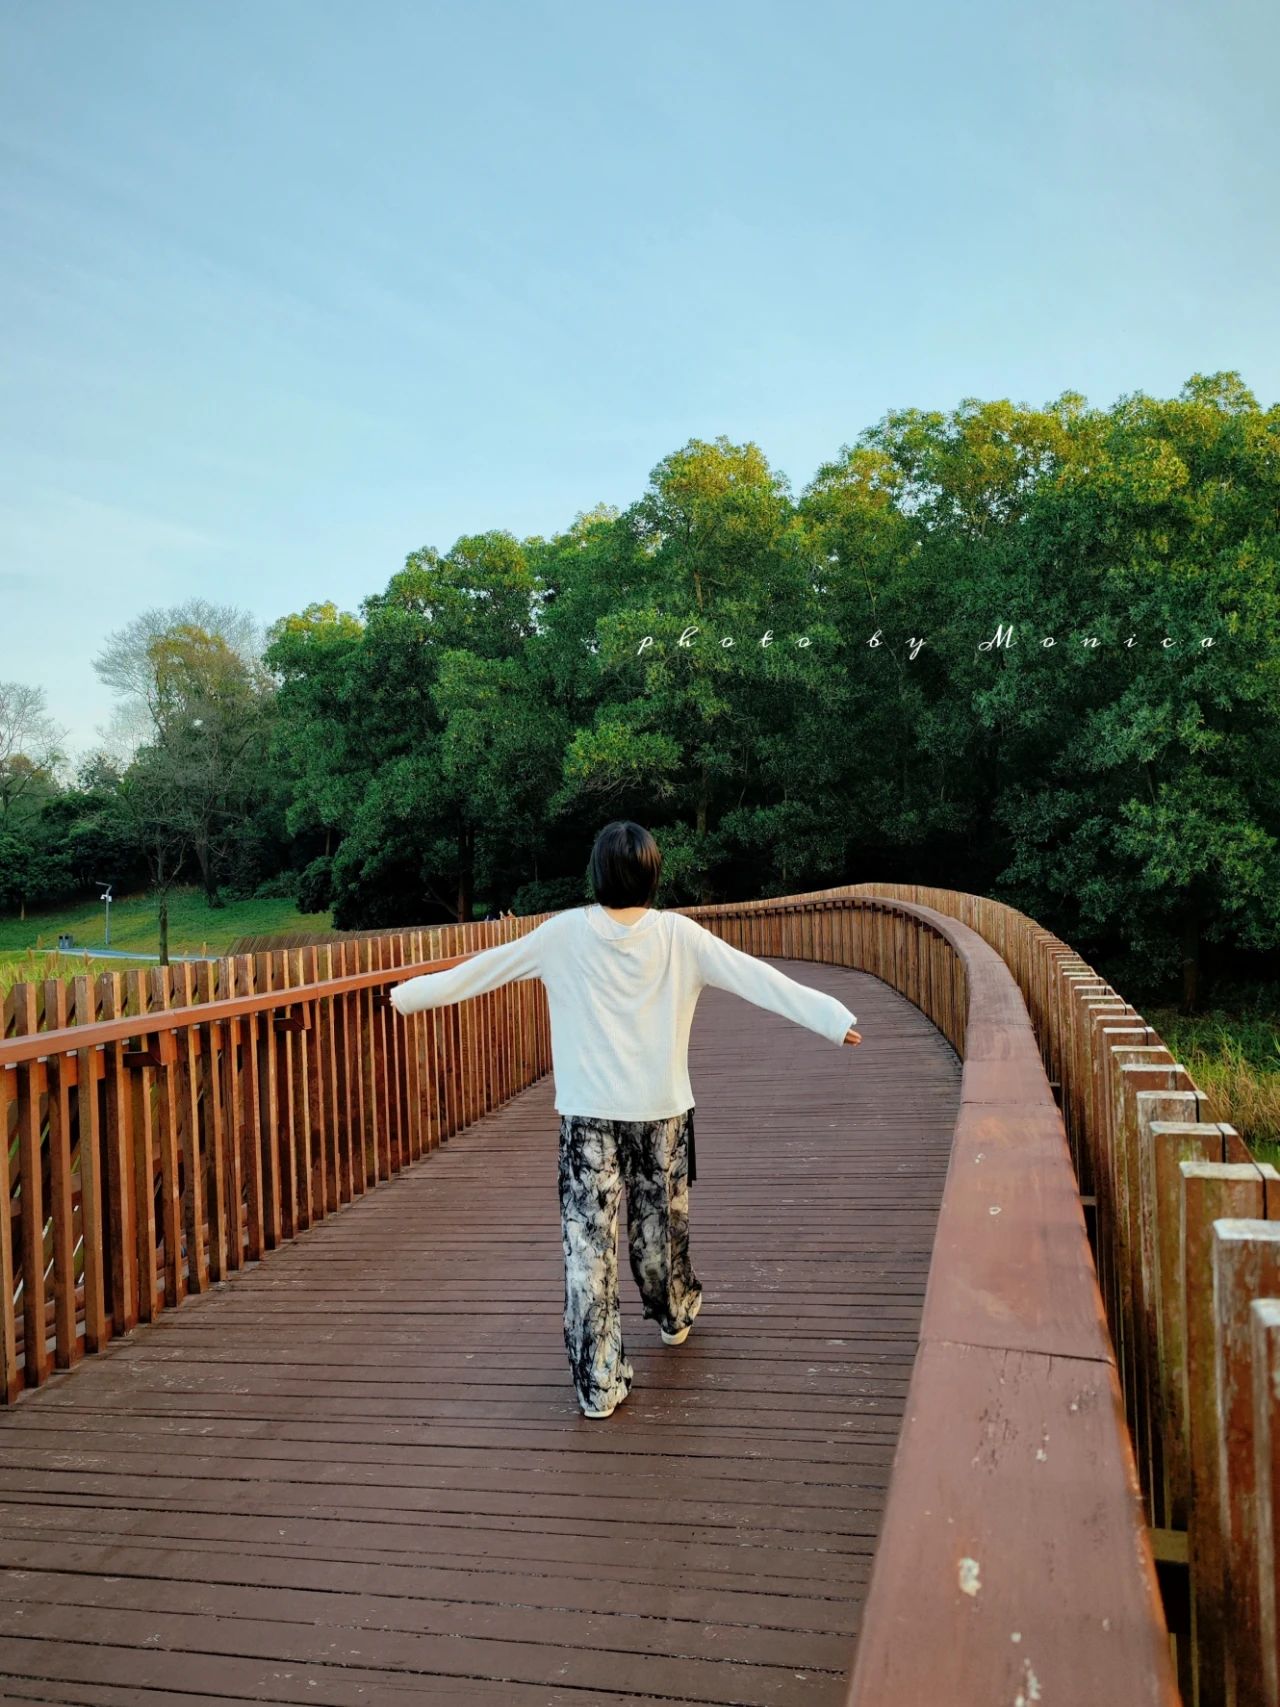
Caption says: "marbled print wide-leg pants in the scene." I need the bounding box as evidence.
[557,1108,703,1415]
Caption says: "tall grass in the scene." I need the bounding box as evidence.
[0,946,164,1000]
[1146,1006,1280,1167]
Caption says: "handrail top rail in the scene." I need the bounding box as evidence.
[0,893,945,1074]
[0,951,479,1071]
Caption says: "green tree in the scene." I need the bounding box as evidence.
[0,681,67,820]
[268,533,548,926]
[995,373,1280,1006]
[256,375,1279,1012]
[0,682,71,917]
[263,600,369,858]
[113,747,194,964]
[94,600,276,906]
[536,437,832,901]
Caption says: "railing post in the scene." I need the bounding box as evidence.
[221,962,250,1267]
[1250,1298,1280,1707]
[123,968,161,1324]
[73,971,109,1353]
[1135,1093,1215,1528]
[195,962,230,1284]
[1078,1000,1136,1291]
[319,944,340,1201]
[1211,1219,1280,1707]
[11,984,48,1385]
[235,953,267,1258]
[333,939,360,1199]
[1105,1048,1176,1486]
[172,961,209,1297]
[0,1064,19,1403]
[401,933,421,1157]
[280,944,306,1218]
[1181,1160,1280,1705]
[42,978,78,1369]
[301,944,331,1207]
[1060,974,1115,1165]
[145,964,185,1311]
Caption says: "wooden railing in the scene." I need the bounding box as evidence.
[3,889,1273,1703]
[834,882,1273,1707]
[678,892,1181,1705]
[1,916,554,1401]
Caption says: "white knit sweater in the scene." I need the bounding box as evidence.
[389,903,857,1120]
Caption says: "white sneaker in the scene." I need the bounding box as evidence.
[580,1389,627,1418]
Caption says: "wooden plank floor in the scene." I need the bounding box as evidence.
[0,959,960,1707]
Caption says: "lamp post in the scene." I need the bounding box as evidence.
[95,882,113,948]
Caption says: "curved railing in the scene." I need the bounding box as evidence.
[3,890,1274,1703]
[736,883,1273,1707]
[677,892,1178,1704]
[844,883,1277,1707]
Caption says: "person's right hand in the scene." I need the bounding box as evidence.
[843,1027,862,1047]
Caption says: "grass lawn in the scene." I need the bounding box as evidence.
[0,885,334,993]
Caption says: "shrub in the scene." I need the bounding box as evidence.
[296,856,334,915]
[253,870,301,901]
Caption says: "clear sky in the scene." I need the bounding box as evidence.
[2,0,1275,762]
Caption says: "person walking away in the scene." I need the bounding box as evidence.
[390,822,862,1419]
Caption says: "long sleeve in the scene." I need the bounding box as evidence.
[389,924,545,1016]
[685,920,856,1045]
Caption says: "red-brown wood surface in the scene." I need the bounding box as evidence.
[835,900,1178,1707]
[0,959,956,1705]
[0,892,1212,1699]
[852,1338,1170,1701]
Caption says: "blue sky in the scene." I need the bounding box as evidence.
[2,0,1275,762]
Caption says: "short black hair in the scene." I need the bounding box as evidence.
[588,821,662,908]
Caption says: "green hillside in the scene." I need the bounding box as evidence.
[0,886,334,991]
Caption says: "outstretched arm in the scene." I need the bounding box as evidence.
[686,920,857,1045]
[389,924,544,1016]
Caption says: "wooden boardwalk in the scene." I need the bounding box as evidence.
[0,959,960,1707]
